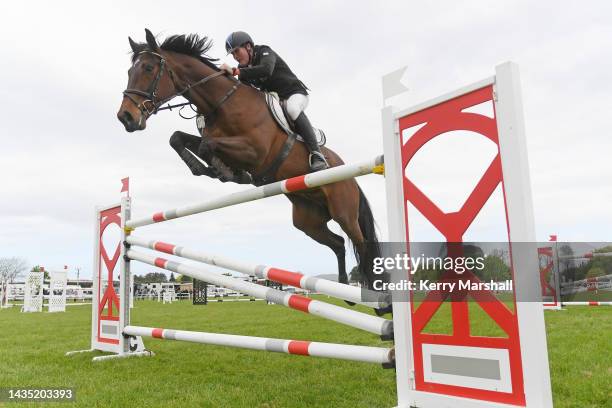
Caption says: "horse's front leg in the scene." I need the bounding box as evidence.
[169,131,220,179]
[199,135,257,184]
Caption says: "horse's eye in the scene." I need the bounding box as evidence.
[144,64,153,72]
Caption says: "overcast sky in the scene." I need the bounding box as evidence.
[1,1,610,281]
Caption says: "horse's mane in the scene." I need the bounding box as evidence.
[131,33,219,71]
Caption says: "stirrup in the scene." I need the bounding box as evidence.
[309,151,329,169]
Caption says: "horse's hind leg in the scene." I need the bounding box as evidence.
[325,183,392,315]
[323,183,370,286]
[287,196,350,286]
[169,130,218,178]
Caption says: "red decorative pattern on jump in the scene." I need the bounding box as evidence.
[538,247,559,307]
[398,85,526,406]
[97,206,122,345]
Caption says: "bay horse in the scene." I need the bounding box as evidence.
[116,29,387,314]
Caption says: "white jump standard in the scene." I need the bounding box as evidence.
[22,271,44,313]
[47,271,68,313]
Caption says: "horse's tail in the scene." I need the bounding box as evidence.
[353,186,381,288]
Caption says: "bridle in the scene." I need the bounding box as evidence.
[123,50,239,117]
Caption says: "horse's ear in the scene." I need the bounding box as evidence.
[128,36,139,53]
[145,28,160,52]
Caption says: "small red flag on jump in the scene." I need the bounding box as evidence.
[121,177,130,195]
[549,235,557,242]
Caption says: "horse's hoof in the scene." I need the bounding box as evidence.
[190,168,205,176]
[375,305,393,316]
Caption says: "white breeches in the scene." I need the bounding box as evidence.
[284,93,309,121]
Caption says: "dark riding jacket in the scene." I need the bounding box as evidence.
[238,45,308,99]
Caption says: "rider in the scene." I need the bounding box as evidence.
[222,31,328,172]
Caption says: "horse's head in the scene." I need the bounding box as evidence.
[117,29,178,132]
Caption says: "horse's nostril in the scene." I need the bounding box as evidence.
[122,111,134,124]
[118,110,135,127]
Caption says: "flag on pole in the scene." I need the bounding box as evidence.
[121,177,130,196]
[382,66,409,100]
[549,235,557,242]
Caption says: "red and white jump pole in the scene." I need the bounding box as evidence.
[126,249,394,338]
[124,325,394,365]
[126,156,384,229]
[125,235,391,310]
[558,252,612,260]
[562,301,612,306]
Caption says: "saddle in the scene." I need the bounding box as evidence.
[264,92,326,146]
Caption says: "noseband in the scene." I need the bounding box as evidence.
[123,51,233,117]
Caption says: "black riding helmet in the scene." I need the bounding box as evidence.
[225,31,253,54]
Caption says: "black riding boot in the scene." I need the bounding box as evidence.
[294,112,328,172]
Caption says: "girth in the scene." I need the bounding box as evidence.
[251,134,296,186]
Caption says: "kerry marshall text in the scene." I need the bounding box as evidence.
[373,279,514,292]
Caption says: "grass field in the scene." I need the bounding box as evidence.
[0,298,610,407]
